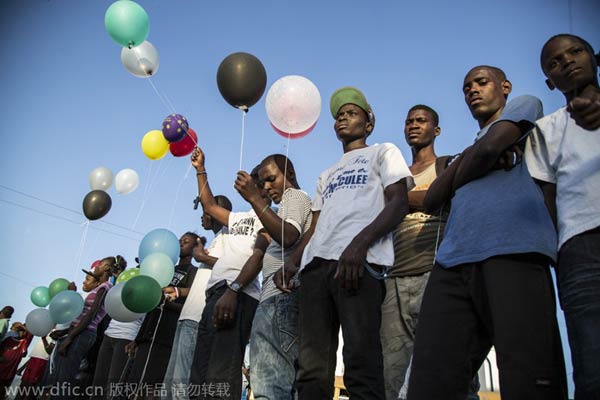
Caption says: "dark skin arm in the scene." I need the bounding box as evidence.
[164,266,196,312]
[213,232,270,329]
[234,171,300,248]
[452,120,527,191]
[42,336,55,355]
[335,179,410,291]
[58,287,107,356]
[191,147,231,227]
[273,210,320,293]
[423,154,465,213]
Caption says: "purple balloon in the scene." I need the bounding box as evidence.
[162,114,189,143]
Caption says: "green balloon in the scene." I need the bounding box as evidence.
[121,275,162,313]
[104,0,150,48]
[49,278,70,299]
[116,268,140,284]
[31,286,51,307]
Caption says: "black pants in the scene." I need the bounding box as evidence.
[189,283,258,400]
[408,253,568,400]
[90,335,130,399]
[297,258,386,400]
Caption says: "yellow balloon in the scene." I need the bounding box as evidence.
[141,130,169,160]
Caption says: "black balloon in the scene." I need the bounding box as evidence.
[82,190,112,221]
[216,52,267,110]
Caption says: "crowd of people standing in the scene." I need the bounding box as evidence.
[2,32,599,400]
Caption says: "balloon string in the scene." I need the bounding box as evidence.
[133,297,166,400]
[131,49,199,147]
[281,135,291,289]
[239,109,246,171]
[168,164,193,230]
[132,157,172,230]
[74,220,90,276]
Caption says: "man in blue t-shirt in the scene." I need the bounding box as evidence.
[407,66,568,400]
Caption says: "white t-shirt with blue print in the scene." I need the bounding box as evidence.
[301,143,414,270]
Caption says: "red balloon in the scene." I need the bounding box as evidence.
[169,128,198,157]
[270,121,316,140]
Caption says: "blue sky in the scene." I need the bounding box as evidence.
[1,0,598,394]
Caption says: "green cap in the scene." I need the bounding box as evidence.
[330,86,371,118]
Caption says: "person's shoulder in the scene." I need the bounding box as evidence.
[509,94,542,106]
[283,188,312,202]
[537,107,567,132]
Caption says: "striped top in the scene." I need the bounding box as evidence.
[260,188,312,302]
[72,281,112,332]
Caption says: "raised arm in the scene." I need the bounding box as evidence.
[234,171,300,248]
[191,147,231,227]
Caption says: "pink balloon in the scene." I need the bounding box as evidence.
[265,75,321,139]
[270,121,316,140]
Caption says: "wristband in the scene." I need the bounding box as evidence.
[258,204,270,218]
[174,287,180,299]
[196,170,207,176]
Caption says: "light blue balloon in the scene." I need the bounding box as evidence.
[140,252,175,287]
[25,308,55,337]
[49,291,84,325]
[138,228,180,264]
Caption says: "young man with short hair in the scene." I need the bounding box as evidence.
[408,66,567,399]
[281,87,413,399]
[381,104,457,399]
[525,34,600,399]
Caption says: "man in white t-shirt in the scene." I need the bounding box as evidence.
[162,195,231,400]
[525,34,600,399]
[187,148,269,400]
[279,87,413,399]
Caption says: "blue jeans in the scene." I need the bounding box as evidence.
[557,227,600,400]
[48,329,96,400]
[249,291,299,400]
[163,319,199,400]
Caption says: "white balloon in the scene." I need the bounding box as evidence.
[115,168,140,195]
[89,166,113,191]
[265,75,321,135]
[25,308,56,337]
[105,283,145,322]
[121,41,160,78]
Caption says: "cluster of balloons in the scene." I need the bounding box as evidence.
[26,278,84,336]
[83,166,140,220]
[105,1,159,78]
[104,228,180,321]
[141,114,198,160]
